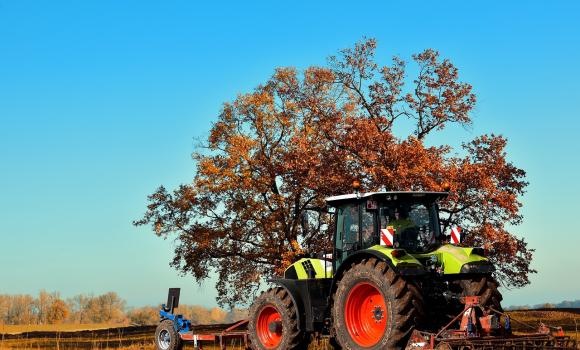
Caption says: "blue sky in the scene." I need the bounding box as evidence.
[0,0,579,308]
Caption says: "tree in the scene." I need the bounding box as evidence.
[135,38,534,307]
[3,295,35,325]
[35,290,51,324]
[47,299,69,324]
[209,307,228,323]
[89,292,126,323]
[127,306,159,325]
[67,294,91,324]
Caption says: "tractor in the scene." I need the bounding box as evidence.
[247,189,502,350]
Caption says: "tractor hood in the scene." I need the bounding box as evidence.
[416,244,494,275]
[369,244,493,276]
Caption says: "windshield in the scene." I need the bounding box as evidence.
[379,201,440,252]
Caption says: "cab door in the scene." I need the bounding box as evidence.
[334,202,360,271]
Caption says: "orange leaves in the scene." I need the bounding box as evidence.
[278,240,304,275]
[304,67,335,87]
[463,224,535,288]
[405,48,477,138]
[273,67,298,89]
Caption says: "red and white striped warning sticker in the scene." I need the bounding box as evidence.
[380,227,395,247]
[450,226,462,245]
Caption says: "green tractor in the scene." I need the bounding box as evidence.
[247,190,502,350]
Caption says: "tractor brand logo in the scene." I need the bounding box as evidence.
[451,226,462,245]
[301,259,317,278]
[380,227,394,247]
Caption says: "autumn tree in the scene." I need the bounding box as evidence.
[67,294,90,324]
[135,38,534,307]
[47,299,69,324]
[88,292,126,323]
[35,290,52,325]
[66,292,126,324]
[127,306,159,325]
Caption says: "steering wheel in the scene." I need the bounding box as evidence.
[400,226,420,248]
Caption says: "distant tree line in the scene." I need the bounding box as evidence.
[0,290,246,326]
[505,299,580,311]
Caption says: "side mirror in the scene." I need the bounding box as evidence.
[450,226,462,245]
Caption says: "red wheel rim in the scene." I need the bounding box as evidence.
[344,282,388,347]
[256,305,283,348]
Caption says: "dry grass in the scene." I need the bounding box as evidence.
[0,325,154,350]
[0,335,154,350]
[0,324,125,335]
[507,309,580,332]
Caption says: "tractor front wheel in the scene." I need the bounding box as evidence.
[154,319,183,350]
[248,287,308,350]
[332,258,424,350]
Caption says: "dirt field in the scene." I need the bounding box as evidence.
[0,324,125,335]
[1,309,578,350]
[0,325,156,350]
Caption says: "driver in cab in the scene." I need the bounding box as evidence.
[388,207,415,233]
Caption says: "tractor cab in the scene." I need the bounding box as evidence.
[326,191,448,269]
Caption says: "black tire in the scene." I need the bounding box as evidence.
[332,258,424,350]
[460,275,503,312]
[426,275,504,332]
[328,336,340,350]
[248,287,308,350]
[154,319,183,350]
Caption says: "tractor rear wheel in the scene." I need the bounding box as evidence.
[248,287,308,350]
[154,319,183,350]
[332,258,424,350]
[428,275,504,331]
[460,275,503,312]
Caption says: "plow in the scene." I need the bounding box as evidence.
[406,296,577,349]
[153,187,578,350]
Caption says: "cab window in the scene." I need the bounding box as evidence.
[341,203,359,245]
[361,208,375,248]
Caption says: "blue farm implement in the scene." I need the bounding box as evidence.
[154,288,248,350]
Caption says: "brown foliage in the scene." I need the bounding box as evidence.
[47,299,69,324]
[0,291,68,325]
[135,38,534,307]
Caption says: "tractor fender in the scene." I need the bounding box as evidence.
[334,249,427,284]
[267,278,332,332]
[267,279,305,331]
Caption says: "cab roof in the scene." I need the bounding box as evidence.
[325,191,448,207]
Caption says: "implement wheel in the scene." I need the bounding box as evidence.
[332,258,424,350]
[154,319,183,350]
[248,287,307,350]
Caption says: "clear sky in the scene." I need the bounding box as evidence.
[0,0,579,308]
